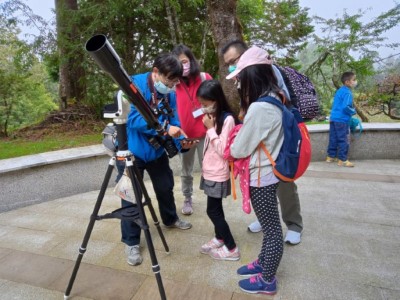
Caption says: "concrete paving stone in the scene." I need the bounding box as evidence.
[0,279,91,300]
[0,158,399,299]
[232,292,273,300]
[47,237,118,265]
[0,226,60,254]
[50,262,146,300]
[288,226,400,265]
[327,255,400,290]
[298,178,400,227]
[381,288,400,300]
[308,160,400,177]
[0,251,72,288]
[277,274,385,300]
[281,250,400,291]
[302,214,399,247]
[0,224,13,239]
[132,276,234,300]
[0,247,12,260]
[13,198,65,215]
[0,210,72,233]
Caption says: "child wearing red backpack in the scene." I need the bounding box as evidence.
[197,79,241,261]
[226,46,284,295]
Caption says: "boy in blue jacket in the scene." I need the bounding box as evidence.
[326,71,357,167]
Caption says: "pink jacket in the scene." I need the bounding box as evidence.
[223,124,251,214]
[202,115,235,182]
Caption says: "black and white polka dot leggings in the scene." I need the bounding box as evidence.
[250,183,283,282]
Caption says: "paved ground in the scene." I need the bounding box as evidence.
[0,159,399,300]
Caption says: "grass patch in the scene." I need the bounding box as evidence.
[0,133,102,160]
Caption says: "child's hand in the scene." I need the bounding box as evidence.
[202,114,215,129]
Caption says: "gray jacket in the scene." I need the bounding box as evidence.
[230,101,283,180]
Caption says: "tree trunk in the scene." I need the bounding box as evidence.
[55,0,70,109]
[55,0,86,110]
[164,0,177,45]
[172,5,183,44]
[206,0,243,111]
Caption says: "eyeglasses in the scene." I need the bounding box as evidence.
[159,73,180,87]
[227,54,242,66]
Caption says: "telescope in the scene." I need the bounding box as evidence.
[85,34,164,134]
[65,36,170,300]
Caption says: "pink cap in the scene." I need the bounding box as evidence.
[226,46,272,80]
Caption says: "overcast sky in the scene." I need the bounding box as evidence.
[22,0,400,57]
[299,0,399,57]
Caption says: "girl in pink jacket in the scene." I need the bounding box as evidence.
[197,80,240,261]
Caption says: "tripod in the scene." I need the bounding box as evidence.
[64,93,169,300]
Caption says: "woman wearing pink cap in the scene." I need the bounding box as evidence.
[227,46,284,295]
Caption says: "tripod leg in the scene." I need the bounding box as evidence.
[126,159,167,300]
[130,160,170,253]
[64,157,116,300]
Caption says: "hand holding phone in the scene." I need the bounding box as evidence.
[181,138,200,149]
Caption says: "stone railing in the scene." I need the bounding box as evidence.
[0,123,399,212]
[307,123,400,161]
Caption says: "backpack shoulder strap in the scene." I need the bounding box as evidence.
[257,96,284,111]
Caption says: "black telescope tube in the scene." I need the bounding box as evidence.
[85,34,163,133]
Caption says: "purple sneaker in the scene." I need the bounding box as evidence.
[237,259,263,276]
[238,274,277,295]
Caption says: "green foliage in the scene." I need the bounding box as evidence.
[239,0,314,66]
[0,14,57,136]
[300,4,400,116]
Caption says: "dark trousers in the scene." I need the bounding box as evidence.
[327,121,350,161]
[206,196,236,250]
[120,153,178,246]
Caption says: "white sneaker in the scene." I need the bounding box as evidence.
[284,230,302,245]
[125,245,143,266]
[247,220,262,233]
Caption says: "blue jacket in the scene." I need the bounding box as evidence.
[126,72,183,162]
[330,86,356,123]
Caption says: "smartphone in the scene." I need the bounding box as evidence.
[182,138,200,143]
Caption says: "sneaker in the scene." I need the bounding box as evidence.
[238,274,277,295]
[247,220,262,233]
[284,230,302,245]
[125,245,143,266]
[181,197,193,215]
[326,156,336,163]
[165,218,192,230]
[237,259,263,276]
[200,237,224,254]
[337,159,354,167]
[209,245,240,261]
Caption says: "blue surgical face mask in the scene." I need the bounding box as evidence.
[228,65,237,73]
[154,80,175,94]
